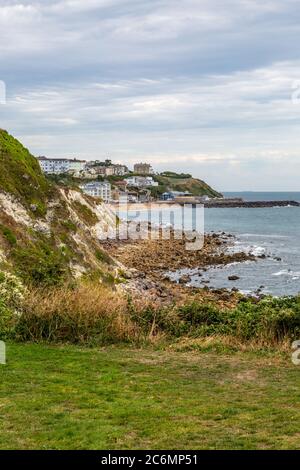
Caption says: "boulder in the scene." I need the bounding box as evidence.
[178,274,191,284]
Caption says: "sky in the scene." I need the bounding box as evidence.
[1,0,300,191]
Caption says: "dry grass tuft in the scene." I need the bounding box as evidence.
[17,282,141,344]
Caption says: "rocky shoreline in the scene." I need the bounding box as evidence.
[104,231,256,307]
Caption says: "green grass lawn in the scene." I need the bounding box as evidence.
[0,343,299,450]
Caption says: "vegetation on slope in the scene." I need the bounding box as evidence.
[152,173,223,198]
[0,129,51,215]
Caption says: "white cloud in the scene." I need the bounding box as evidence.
[8,61,299,127]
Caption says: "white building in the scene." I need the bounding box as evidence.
[38,156,86,174]
[80,181,111,202]
[125,176,158,188]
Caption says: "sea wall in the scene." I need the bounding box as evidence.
[203,200,300,208]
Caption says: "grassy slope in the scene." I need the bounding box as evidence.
[153,175,222,198]
[0,343,299,450]
[0,129,51,213]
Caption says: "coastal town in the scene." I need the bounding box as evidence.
[37,156,300,208]
[37,155,218,203]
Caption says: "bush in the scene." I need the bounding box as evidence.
[160,172,192,179]
[12,241,68,286]
[0,271,26,337]
[176,297,300,343]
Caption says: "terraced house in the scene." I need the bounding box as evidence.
[38,156,86,174]
[125,176,158,187]
[80,181,112,202]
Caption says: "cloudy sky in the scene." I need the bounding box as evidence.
[1,0,300,190]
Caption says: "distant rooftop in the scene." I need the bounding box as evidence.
[38,156,86,163]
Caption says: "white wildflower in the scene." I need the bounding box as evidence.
[0,271,26,317]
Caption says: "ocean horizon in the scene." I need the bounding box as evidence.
[223,191,300,202]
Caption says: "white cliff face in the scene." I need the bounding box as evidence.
[59,188,117,241]
[0,185,117,240]
[0,193,32,226]
[92,204,118,241]
[0,187,119,278]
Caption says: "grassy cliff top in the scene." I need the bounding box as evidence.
[0,129,51,213]
[153,173,223,198]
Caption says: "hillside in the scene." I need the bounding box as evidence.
[0,129,51,216]
[0,130,118,286]
[152,172,222,198]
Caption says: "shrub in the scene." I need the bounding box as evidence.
[0,271,26,337]
[175,297,300,344]
[12,241,68,286]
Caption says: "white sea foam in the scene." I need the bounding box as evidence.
[272,270,287,276]
[272,269,300,277]
[239,233,289,239]
[250,246,266,256]
[220,260,254,268]
[233,244,266,256]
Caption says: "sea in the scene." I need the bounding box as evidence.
[120,192,300,297]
